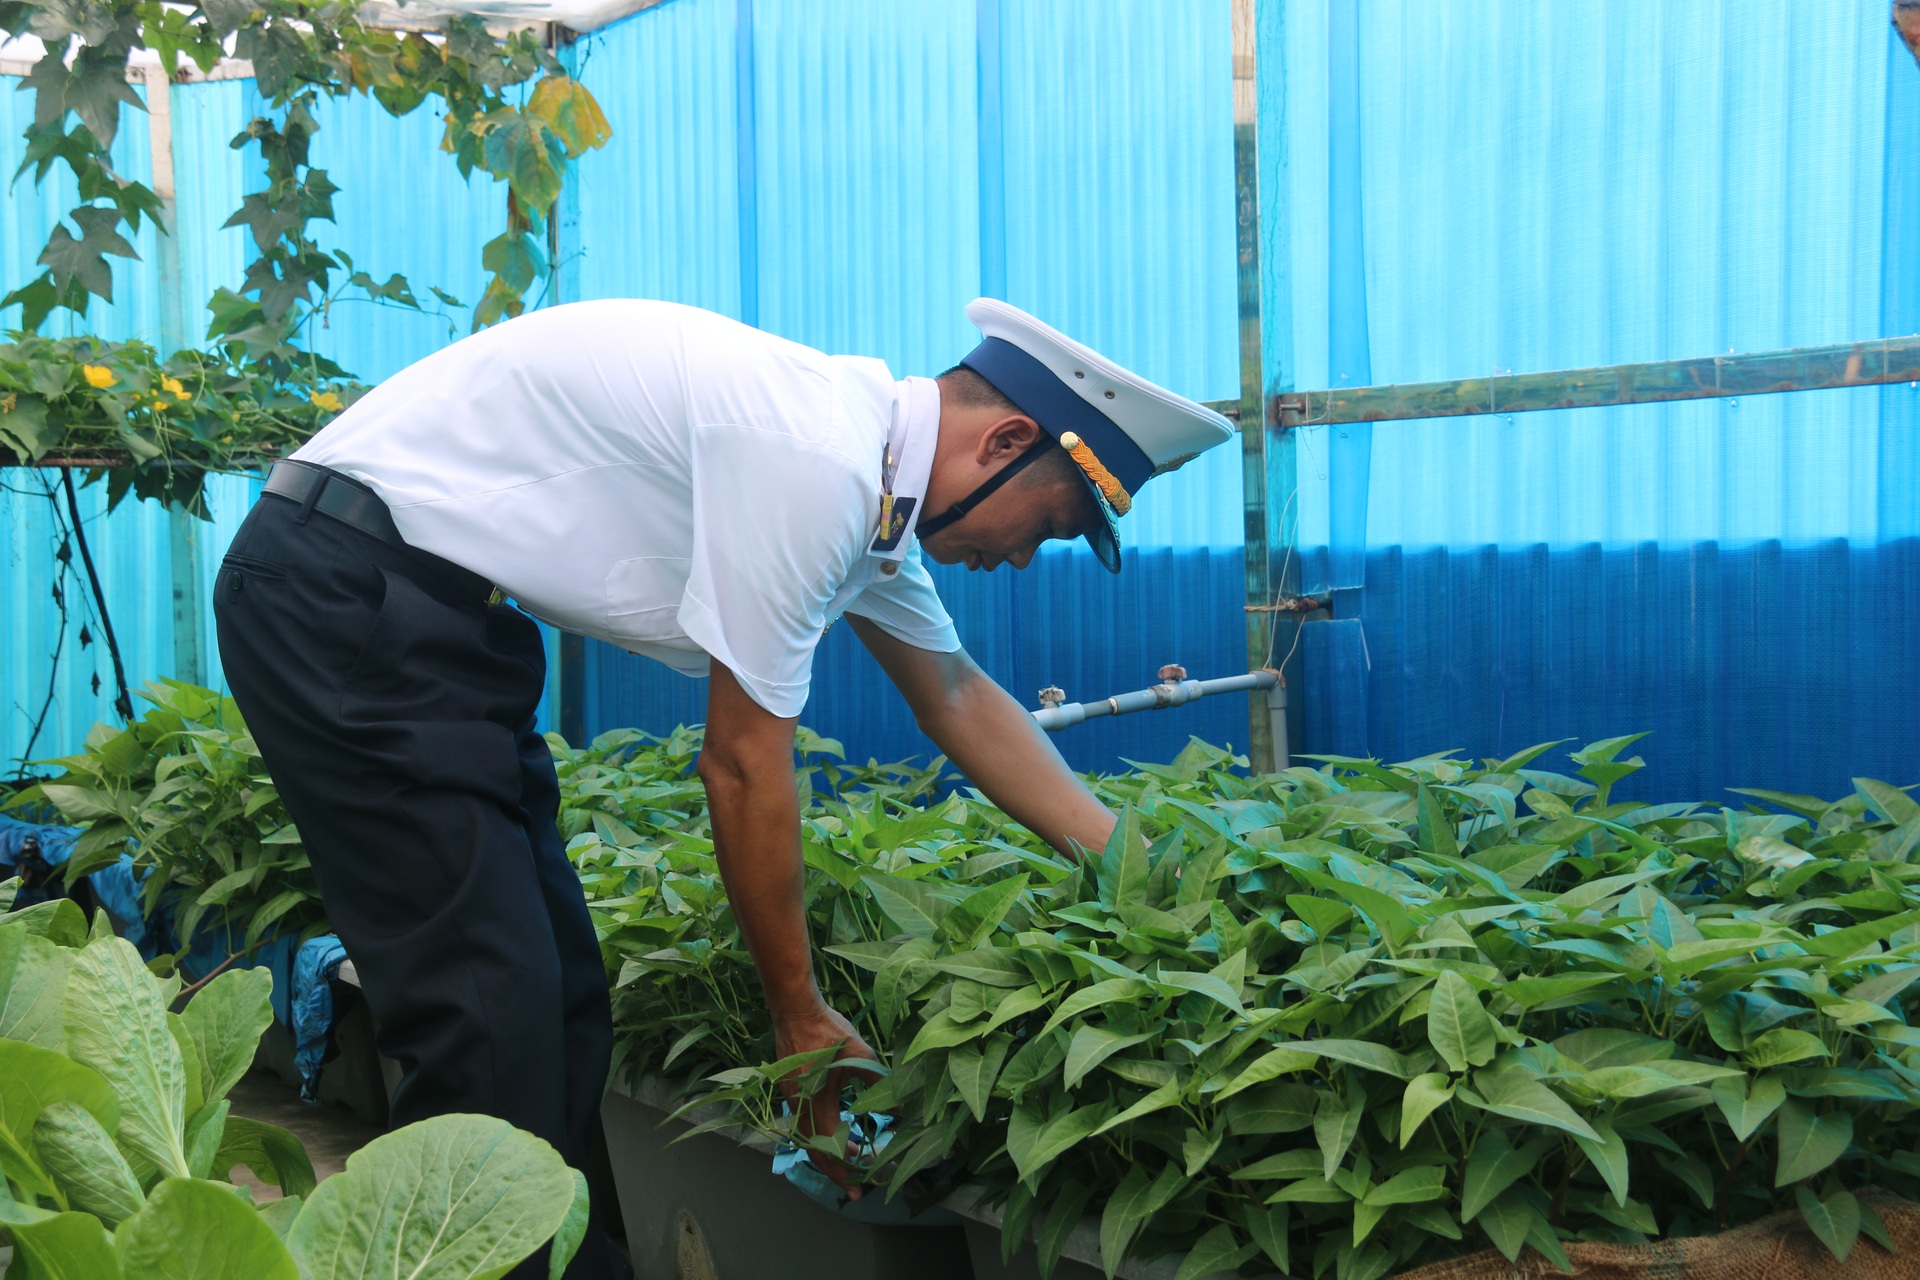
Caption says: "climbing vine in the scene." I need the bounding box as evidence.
[0,0,611,507]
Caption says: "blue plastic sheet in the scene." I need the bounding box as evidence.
[290,936,349,1101]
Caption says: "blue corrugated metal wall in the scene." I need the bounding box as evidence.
[3,0,1252,775]
[1278,0,1920,801]
[566,0,1248,771]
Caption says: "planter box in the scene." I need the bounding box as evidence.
[601,1082,1290,1280]
[602,1080,972,1280]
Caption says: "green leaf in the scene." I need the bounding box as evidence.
[1224,1081,1317,1135]
[1416,783,1459,858]
[1091,1080,1181,1136]
[1571,1116,1630,1206]
[1853,778,1920,825]
[1468,1065,1600,1141]
[0,1036,119,1199]
[1477,1187,1543,1262]
[949,1035,1012,1121]
[32,1099,144,1226]
[1285,1038,1422,1079]
[1400,1073,1454,1147]
[480,109,568,214]
[3,896,89,946]
[211,1116,318,1199]
[64,936,190,1178]
[1036,1179,1095,1279]
[942,874,1028,949]
[1214,1045,1320,1100]
[1239,1203,1290,1274]
[1038,979,1155,1038]
[1172,1223,1257,1280]
[0,925,71,1049]
[1314,1089,1363,1179]
[1098,805,1149,909]
[1773,1100,1852,1186]
[1461,1130,1550,1221]
[549,1167,591,1280]
[1099,1162,1186,1277]
[1797,909,1920,959]
[179,967,274,1107]
[1153,969,1245,1016]
[1796,1184,1861,1262]
[1008,1098,1113,1184]
[115,1177,297,1279]
[1064,1025,1154,1089]
[1743,1028,1829,1069]
[1710,1072,1786,1141]
[862,875,958,939]
[9,1209,121,1279]
[184,1099,230,1179]
[1427,969,1500,1072]
[287,1114,579,1280]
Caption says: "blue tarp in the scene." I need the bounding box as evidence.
[2,814,348,1095]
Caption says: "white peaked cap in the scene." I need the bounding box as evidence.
[958,297,1236,571]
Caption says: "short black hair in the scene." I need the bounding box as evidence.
[936,364,1020,414]
[937,364,1092,515]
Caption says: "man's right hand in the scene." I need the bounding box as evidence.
[774,1000,883,1199]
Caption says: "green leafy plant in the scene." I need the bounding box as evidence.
[0,895,589,1278]
[10,679,323,965]
[586,737,1920,1280]
[0,0,612,507]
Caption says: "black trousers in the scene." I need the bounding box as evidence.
[214,488,627,1280]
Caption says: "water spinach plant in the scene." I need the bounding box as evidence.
[577,736,1920,1280]
[0,885,589,1278]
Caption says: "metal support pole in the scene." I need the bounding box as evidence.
[1233,0,1300,772]
[143,63,207,687]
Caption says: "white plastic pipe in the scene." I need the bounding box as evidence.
[1032,669,1279,731]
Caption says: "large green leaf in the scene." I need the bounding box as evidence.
[1710,1072,1786,1141]
[1773,1100,1852,1186]
[1468,1064,1600,1141]
[0,1037,118,1198]
[286,1113,581,1280]
[1063,1025,1153,1089]
[1172,1223,1258,1280]
[9,1209,121,1280]
[1400,1073,1454,1147]
[0,925,71,1049]
[2,897,88,947]
[212,1115,318,1199]
[1460,1130,1549,1221]
[1796,1184,1861,1262]
[861,874,958,939]
[178,967,274,1106]
[33,1100,144,1226]
[115,1177,298,1280]
[1426,970,1499,1072]
[64,936,190,1178]
[1099,1161,1186,1278]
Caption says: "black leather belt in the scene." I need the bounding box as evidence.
[263,460,406,547]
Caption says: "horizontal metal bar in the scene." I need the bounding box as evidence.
[1033,669,1277,731]
[1272,334,1920,428]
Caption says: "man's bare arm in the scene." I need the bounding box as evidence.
[699,662,876,1194]
[848,616,1116,859]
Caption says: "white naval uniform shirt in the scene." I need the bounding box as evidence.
[291,299,960,718]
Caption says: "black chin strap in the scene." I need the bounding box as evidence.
[915,439,1055,539]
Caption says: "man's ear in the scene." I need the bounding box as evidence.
[976,413,1043,466]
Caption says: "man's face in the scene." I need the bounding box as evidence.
[920,470,1102,572]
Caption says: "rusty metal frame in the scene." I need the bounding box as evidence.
[1270,335,1920,429]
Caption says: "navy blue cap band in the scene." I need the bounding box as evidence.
[959,337,1154,498]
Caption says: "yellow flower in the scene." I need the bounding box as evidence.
[82,365,116,389]
[310,390,345,413]
[161,377,188,400]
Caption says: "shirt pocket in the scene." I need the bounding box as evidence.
[605,556,694,647]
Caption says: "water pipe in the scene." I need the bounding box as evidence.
[1031,665,1290,770]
